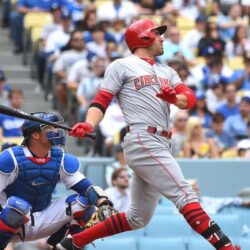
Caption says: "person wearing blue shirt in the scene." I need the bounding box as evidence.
[10,0,56,53]
[224,96,250,140]
[231,52,250,90]
[0,90,24,140]
[216,84,239,119]
[206,113,236,155]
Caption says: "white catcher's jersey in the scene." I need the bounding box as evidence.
[101,55,182,130]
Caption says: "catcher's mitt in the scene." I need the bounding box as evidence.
[86,201,118,228]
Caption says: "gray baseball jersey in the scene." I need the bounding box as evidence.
[101,55,182,130]
[101,55,198,230]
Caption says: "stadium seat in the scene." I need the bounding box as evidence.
[227,56,244,71]
[155,205,177,215]
[176,16,195,30]
[187,238,214,250]
[86,237,137,250]
[24,12,53,30]
[210,214,241,238]
[240,238,250,250]
[138,237,186,250]
[111,228,145,238]
[159,197,174,206]
[145,215,192,238]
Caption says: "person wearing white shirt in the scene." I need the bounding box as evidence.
[97,0,138,24]
[105,168,131,212]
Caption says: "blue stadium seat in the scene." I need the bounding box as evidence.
[210,214,241,237]
[154,205,177,215]
[230,206,250,229]
[240,238,250,250]
[86,237,137,250]
[145,215,192,238]
[139,237,186,250]
[111,228,145,238]
[160,197,175,206]
[187,238,214,250]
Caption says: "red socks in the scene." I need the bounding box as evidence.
[73,212,131,247]
[181,202,233,249]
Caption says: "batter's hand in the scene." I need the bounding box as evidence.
[156,86,178,104]
[69,122,94,138]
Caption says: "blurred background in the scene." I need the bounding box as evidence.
[0,0,250,249]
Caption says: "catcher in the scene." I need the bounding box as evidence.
[0,112,116,250]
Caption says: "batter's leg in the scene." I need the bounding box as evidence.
[64,173,161,248]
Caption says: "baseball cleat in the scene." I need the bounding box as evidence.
[56,235,82,250]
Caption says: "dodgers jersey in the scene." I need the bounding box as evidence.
[101,55,182,130]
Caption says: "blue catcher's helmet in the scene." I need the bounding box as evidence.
[21,112,66,146]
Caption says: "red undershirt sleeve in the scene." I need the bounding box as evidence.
[174,84,196,109]
[89,89,114,114]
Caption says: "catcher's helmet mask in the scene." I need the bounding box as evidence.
[125,19,167,52]
[21,112,66,147]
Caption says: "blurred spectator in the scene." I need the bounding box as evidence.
[188,179,250,215]
[2,0,11,28]
[197,22,225,57]
[216,83,239,119]
[76,56,105,121]
[181,14,207,50]
[99,98,126,156]
[132,0,171,15]
[10,0,54,53]
[205,80,226,113]
[176,64,198,90]
[0,68,11,106]
[105,40,120,63]
[45,9,73,61]
[53,30,87,111]
[232,51,250,90]
[96,0,138,24]
[171,110,189,157]
[159,26,196,67]
[206,113,236,155]
[109,19,125,46]
[224,96,250,140]
[172,0,205,20]
[166,56,183,71]
[237,139,250,158]
[192,47,232,89]
[64,0,86,26]
[79,9,97,32]
[183,116,219,158]
[105,168,131,212]
[0,89,24,140]
[217,4,247,41]
[86,24,107,59]
[190,90,212,129]
[225,25,250,60]
[36,4,62,84]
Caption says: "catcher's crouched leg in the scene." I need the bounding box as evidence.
[47,194,95,249]
[0,196,31,250]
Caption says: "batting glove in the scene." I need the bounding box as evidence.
[69,122,94,138]
[156,86,178,105]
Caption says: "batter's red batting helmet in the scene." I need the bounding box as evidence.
[125,19,167,52]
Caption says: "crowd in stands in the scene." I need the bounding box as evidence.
[0,0,250,159]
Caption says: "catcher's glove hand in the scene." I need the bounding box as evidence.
[85,200,118,228]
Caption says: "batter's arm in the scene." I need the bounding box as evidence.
[174,84,196,110]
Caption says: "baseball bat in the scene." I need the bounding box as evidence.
[0,105,96,139]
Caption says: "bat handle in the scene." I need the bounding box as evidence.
[85,132,96,140]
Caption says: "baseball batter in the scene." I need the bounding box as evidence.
[57,19,239,250]
[0,112,114,249]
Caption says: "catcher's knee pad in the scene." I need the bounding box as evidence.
[66,194,95,227]
[0,196,31,249]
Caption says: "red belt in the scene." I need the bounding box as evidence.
[126,126,172,139]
